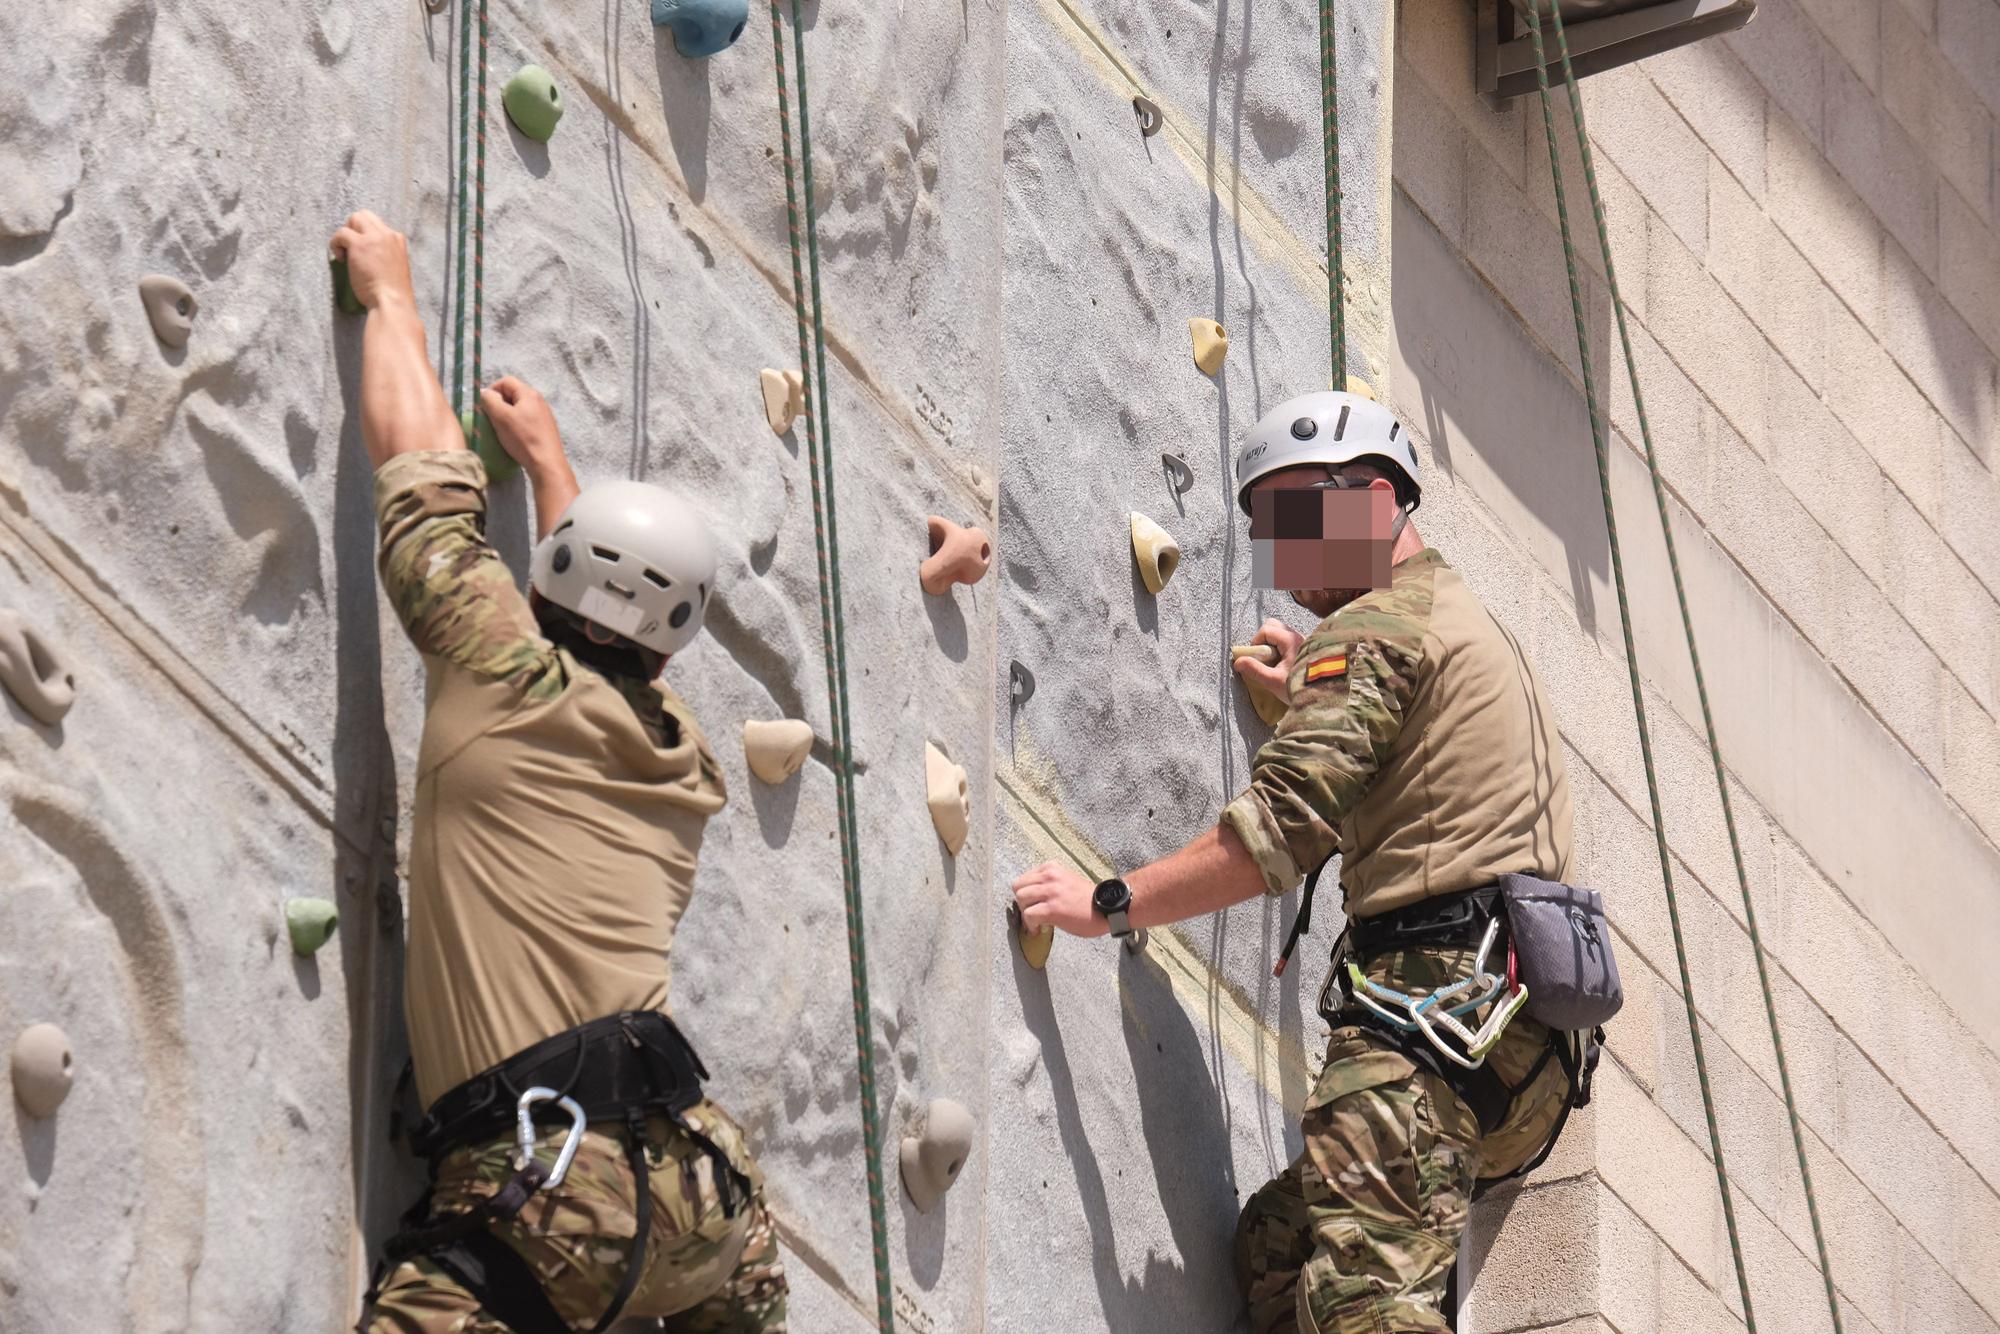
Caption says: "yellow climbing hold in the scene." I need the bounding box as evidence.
[1130,512,1181,595]
[1231,644,1290,727]
[759,367,805,436]
[1189,317,1228,375]
[1009,901,1054,970]
[1345,375,1376,400]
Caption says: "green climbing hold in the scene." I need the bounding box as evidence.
[284,898,339,956]
[502,65,564,143]
[461,408,518,481]
[330,257,364,315]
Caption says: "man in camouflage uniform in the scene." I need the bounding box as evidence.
[332,210,786,1332]
[1012,389,1575,1332]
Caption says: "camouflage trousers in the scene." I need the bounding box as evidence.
[363,1099,787,1333]
[1234,943,1570,1333]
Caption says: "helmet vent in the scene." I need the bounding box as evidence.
[698,582,709,606]
[1389,422,1400,439]
[553,519,575,535]
[1334,406,1351,441]
[591,545,621,562]
[643,568,671,590]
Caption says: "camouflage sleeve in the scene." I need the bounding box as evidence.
[374,450,561,691]
[1220,617,1427,896]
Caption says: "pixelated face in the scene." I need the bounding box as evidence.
[1248,469,1397,611]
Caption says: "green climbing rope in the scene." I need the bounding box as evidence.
[451,0,473,411]
[1520,7,1843,1331]
[1317,0,1345,384]
[472,0,489,394]
[768,4,896,1330]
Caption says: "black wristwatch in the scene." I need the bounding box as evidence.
[1092,876,1134,938]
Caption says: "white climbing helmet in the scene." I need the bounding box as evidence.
[1234,390,1421,516]
[529,480,718,657]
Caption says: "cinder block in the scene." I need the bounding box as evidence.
[1881,237,2000,456]
[1464,1175,1599,1330]
[1895,1229,1999,1334]
[1397,0,1529,188]
[1945,677,2000,852]
[1796,0,1880,90]
[1940,186,2000,360]
[1642,213,1767,453]
[1766,112,1882,322]
[1579,64,1709,256]
[1593,1062,1726,1286]
[1392,51,1470,248]
[1709,160,1828,390]
[1880,485,2000,718]
[1762,356,1884,582]
[1644,44,1768,199]
[1820,301,1944,519]
[1937,0,2000,120]
[1939,433,2000,588]
[1825,59,1940,281]
[1725,0,1827,145]
[1463,155,1607,385]
[1881,2,1996,218]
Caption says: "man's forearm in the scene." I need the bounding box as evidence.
[1126,822,1269,931]
[360,293,463,470]
[528,457,581,540]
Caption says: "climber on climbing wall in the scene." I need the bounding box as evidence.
[329,210,788,1334]
[1010,387,1591,1334]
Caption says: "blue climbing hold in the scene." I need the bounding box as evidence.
[650,0,749,58]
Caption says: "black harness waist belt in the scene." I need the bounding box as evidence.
[1347,884,1505,959]
[410,1009,710,1164]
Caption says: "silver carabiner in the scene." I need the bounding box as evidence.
[515,1086,588,1189]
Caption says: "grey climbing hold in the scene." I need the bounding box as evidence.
[10,1023,73,1119]
[285,898,339,956]
[1133,95,1163,137]
[651,0,750,58]
[1162,452,1194,500]
[502,65,564,143]
[138,275,197,348]
[0,610,76,726]
[900,1098,975,1214]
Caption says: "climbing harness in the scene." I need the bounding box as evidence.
[1343,917,1529,1068]
[1519,5,1843,1329]
[768,3,897,1328]
[362,1010,745,1334]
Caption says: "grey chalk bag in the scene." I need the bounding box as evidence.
[1498,873,1624,1031]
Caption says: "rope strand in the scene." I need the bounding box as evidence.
[1317,0,1345,383]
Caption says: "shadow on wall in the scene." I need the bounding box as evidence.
[1012,941,1248,1329]
[1389,82,1615,628]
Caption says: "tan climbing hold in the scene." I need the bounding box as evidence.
[1189,317,1228,375]
[1009,901,1054,970]
[1232,645,1290,727]
[743,719,814,784]
[759,367,805,435]
[925,741,970,855]
[1130,512,1181,595]
[920,517,992,596]
[11,1023,73,1119]
[139,275,197,349]
[900,1097,975,1214]
[1345,375,1376,400]
[0,610,77,726]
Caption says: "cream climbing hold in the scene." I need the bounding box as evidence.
[1345,375,1376,400]
[1130,512,1180,595]
[1189,317,1228,375]
[743,719,814,784]
[1008,900,1053,970]
[900,1097,975,1214]
[919,517,991,596]
[758,368,806,436]
[10,1023,73,1119]
[0,610,77,726]
[925,741,970,855]
[1231,644,1290,727]
[502,65,564,143]
[138,275,197,348]
[285,898,339,956]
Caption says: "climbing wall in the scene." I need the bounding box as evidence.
[8,0,2000,1330]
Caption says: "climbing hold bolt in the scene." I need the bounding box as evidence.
[652,0,750,58]
[1231,644,1290,727]
[1007,900,1054,970]
[285,898,340,956]
[461,409,518,482]
[330,256,365,315]
[1162,452,1194,500]
[919,517,992,596]
[1133,95,1163,137]
[138,275,197,348]
[759,367,806,436]
[0,610,76,726]
[743,719,814,784]
[10,1024,73,1119]
[1130,512,1181,595]
[1189,318,1228,376]
[900,1098,975,1214]
[925,741,970,856]
[502,65,564,143]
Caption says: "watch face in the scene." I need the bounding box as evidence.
[1093,878,1130,913]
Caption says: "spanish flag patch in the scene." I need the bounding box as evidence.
[1304,653,1349,684]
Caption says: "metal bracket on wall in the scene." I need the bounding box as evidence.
[1132,94,1162,137]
